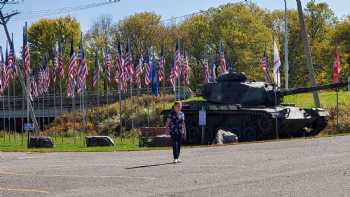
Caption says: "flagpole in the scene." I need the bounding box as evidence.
[118,84,122,137]
[26,79,30,145]
[21,81,24,145]
[53,78,57,140]
[96,76,100,135]
[60,78,63,143]
[12,78,16,142]
[130,80,133,130]
[1,94,6,142]
[42,90,44,133]
[96,74,100,133]
[83,87,87,139]
[7,83,10,141]
[106,82,110,135]
[147,85,150,127]
[2,96,5,143]
[79,90,82,139]
[336,87,339,132]
[72,84,76,144]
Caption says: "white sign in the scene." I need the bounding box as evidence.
[24,123,34,131]
[199,109,206,126]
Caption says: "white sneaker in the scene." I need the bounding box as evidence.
[173,159,178,163]
[177,159,182,163]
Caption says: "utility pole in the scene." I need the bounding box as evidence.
[284,0,289,89]
[296,0,321,108]
[0,0,40,132]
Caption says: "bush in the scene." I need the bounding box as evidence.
[47,95,174,136]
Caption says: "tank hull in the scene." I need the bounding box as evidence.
[163,102,329,144]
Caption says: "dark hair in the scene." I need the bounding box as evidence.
[174,101,182,106]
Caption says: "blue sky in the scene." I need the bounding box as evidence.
[0,0,348,53]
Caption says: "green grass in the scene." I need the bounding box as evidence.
[183,96,206,103]
[1,91,349,152]
[182,91,350,108]
[283,91,350,109]
[0,133,168,152]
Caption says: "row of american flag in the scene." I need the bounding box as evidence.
[202,41,229,83]
[0,26,197,99]
[1,23,343,101]
[261,39,282,87]
[261,39,342,87]
[5,25,298,100]
[0,40,17,96]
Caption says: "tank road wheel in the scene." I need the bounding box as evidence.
[243,127,257,141]
[306,117,328,137]
[188,126,201,144]
[257,115,274,139]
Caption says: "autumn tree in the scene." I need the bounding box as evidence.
[28,16,81,69]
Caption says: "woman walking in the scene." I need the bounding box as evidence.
[166,101,185,163]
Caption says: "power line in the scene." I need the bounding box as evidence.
[160,0,248,25]
[13,0,118,21]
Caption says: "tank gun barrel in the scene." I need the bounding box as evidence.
[280,81,349,97]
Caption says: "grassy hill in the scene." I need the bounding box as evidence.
[284,91,350,109]
[45,91,349,137]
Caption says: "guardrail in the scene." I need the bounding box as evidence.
[0,86,192,114]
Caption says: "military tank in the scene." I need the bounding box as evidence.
[162,70,349,144]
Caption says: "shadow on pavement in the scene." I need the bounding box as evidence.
[125,162,175,170]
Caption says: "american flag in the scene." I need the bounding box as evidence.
[273,40,281,87]
[170,39,181,88]
[332,47,341,83]
[115,43,128,93]
[114,43,123,84]
[93,50,100,88]
[124,39,133,82]
[104,47,112,83]
[0,46,4,95]
[2,45,9,91]
[76,33,88,95]
[57,40,64,78]
[30,74,38,98]
[134,56,142,88]
[9,43,16,72]
[3,44,12,90]
[144,51,151,86]
[7,43,16,77]
[220,41,227,75]
[210,62,216,82]
[42,55,50,94]
[37,70,44,96]
[52,45,59,82]
[36,58,49,96]
[150,55,159,97]
[158,47,165,82]
[182,52,190,85]
[67,39,77,97]
[23,23,31,81]
[203,49,210,84]
[261,51,272,83]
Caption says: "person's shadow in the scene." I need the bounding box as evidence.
[125,162,175,170]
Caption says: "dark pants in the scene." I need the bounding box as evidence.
[171,133,182,159]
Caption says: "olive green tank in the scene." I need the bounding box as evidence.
[163,70,349,144]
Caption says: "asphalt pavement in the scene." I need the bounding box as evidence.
[1,136,350,197]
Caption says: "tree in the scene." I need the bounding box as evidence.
[28,16,81,69]
[334,17,350,81]
[112,12,164,56]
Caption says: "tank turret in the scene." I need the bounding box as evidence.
[202,71,349,106]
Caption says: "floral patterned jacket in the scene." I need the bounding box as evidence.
[167,109,185,135]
